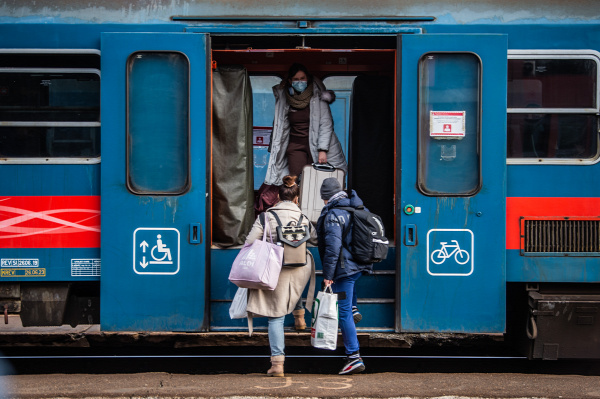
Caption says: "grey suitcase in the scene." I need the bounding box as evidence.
[299,163,346,224]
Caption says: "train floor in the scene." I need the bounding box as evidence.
[0,315,510,356]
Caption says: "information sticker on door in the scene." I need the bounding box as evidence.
[430,111,466,138]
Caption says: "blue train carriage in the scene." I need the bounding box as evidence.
[0,1,599,360]
[0,48,102,326]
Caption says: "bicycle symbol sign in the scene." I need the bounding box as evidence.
[427,229,474,276]
[430,240,470,265]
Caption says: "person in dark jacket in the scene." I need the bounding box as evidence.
[316,177,373,375]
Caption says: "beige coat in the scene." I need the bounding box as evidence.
[246,201,317,319]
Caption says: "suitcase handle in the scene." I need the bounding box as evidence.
[311,162,335,172]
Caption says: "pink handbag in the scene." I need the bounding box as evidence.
[228,214,283,290]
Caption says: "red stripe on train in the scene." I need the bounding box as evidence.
[0,196,100,248]
[506,197,600,250]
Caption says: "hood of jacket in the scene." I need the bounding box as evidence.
[321,190,365,214]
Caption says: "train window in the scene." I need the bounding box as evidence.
[0,50,101,163]
[0,72,100,122]
[126,52,190,195]
[417,53,481,196]
[507,51,600,163]
[250,75,281,126]
[323,75,357,90]
[508,59,596,109]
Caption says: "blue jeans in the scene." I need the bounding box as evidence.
[332,272,361,354]
[268,316,285,356]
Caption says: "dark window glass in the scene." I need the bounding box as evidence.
[507,113,598,158]
[127,52,189,195]
[0,126,100,158]
[507,57,599,160]
[418,53,481,196]
[0,72,100,122]
[508,59,597,109]
[0,53,100,69]
[0,52,100,160]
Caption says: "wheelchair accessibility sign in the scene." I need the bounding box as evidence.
[133,228,180,275]
[426,229,474,276]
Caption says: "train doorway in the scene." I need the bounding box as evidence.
[209,41,398,332]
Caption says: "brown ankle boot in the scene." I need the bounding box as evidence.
[267,355,285,377]
[293,309,306,331]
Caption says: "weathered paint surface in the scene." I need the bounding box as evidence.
[0,0,599,24]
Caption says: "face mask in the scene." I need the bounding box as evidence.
[291,80,308,93]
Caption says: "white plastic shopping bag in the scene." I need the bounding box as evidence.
[229,287,248,319]
[310,286,338,350]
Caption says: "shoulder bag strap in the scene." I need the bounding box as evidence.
[259,212,266,227]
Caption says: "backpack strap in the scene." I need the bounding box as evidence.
[270,209,307,228]
[335,206,355,243]
[333,206,360,269]
[300,213,316,234]
[267,210,284,227]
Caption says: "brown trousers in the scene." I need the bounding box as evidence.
[285,135,312,178]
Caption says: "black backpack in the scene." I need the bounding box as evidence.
[336,206,389,265]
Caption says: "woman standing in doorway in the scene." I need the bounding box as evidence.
[264,63,347,185]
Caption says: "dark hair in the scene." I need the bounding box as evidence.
[286,63,313,87]
[279,175,300,201]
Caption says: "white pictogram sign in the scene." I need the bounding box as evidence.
[430,111,466,138]
[427,229,474,276]
[133,228,180,275]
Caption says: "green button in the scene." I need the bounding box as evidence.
[404,204,415,215]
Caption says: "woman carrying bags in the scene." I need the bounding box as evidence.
[245,175,317,377]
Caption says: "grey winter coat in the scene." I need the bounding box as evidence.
[245,201,317,319]
[264,78,348,186]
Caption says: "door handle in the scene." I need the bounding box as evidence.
[190,223,202,244]
[405,224,416,246]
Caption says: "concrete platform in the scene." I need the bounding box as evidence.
[2,371,600,399]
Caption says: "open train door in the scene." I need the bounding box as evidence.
[100,33,210,331]
[398,34,507,332]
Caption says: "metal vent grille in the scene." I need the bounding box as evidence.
[522,218,600,253]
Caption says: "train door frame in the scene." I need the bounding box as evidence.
[209,39,399,332]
